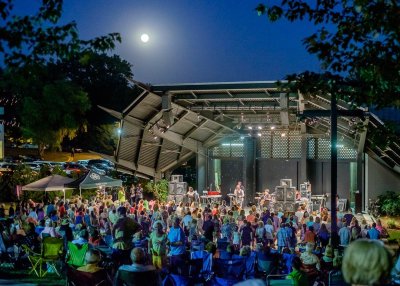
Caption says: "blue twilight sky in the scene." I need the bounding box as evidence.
[16,0,322,85]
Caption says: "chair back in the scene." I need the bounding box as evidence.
[42,237,63,260]
[328,270,349,286]
[67,242,89,267]
[267,275,295,286]
[257,258,273,274]
[114,269,160,286]
[66,265,108,286]
[213,258,246,280]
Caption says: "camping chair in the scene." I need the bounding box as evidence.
[328,270,349,286]
[190,250,213,282]
[256,253,276,278]
[114,269,161,286]
[267,274,295,286]
[24,237,64,277]
[66,265,110,286]
[66,242,89,267]
[211,258,246,285]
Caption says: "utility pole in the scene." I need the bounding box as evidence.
[300,95,368,247]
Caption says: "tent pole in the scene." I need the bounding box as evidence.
[80,187,82,198]
[63,189,65,202]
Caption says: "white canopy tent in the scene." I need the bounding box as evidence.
[22,175,75,201]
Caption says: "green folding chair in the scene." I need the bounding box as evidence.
[66,242,89,268]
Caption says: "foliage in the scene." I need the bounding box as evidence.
[256,1,400,108]
[378,191,400,216]
[0,0,121,67]
[19,78,91,157]
[144,179,169,202]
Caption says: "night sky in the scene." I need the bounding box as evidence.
[16,0,322,84]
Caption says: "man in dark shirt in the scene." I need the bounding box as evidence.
[343,210,354,226]
[202,214,214,242]
[112,207,142,250]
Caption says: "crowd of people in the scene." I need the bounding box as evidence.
[0,191,399,285]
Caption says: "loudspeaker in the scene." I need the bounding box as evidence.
[169,183,176,194]
[285,187,296,201]
[280,179,292,187]
[274,202,284,212]
[174,194,185,203]
[274,186,285,201]
[171,175,183,183]
[283,202,294,212]
[175,182,187,195]
[300,184,308,197]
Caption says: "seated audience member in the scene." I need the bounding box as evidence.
[342,239,393,286]
[320,244,334,274]
[77,249,103,273]
[72,229,89,245]
[287,256,308,286]
[118,247,156,272]
[300,243,320,271]
[41,219,58,238]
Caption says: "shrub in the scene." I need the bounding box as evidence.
[378,191,400,216]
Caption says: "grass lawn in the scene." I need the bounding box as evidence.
[42,151,101,162]
[0,268,65,285]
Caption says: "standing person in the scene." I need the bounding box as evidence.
[129,184,136,206]
[240,220,253,247]
[234,181,245,208]
[338,222,351,246]
[148,222,167,269]
[135,183,143,204]
[367,222,381,240]
[167,217,186,274]
[202,214,215,243]
[112,206,142,251]
[70,147,75,159]
[277,223,288,253]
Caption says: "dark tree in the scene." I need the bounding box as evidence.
[256,0,400,108]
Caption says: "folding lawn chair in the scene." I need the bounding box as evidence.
[66,242,89,267]
[23,237,64,277]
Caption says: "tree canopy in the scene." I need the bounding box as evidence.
[0,0,121,67]
[256,0,400,108]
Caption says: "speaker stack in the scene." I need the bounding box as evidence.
[169,175,187,203]
[273,179,298,212]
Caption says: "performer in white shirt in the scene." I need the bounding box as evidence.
[234,181,245,208]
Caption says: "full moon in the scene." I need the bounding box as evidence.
[140,33,149,43]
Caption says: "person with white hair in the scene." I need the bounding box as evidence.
[300,243,320,270]
[40,219,57,238]
[77,249,103,273]
[342,239,392,286]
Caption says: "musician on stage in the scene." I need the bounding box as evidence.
[234,181,245,208]
[262,189,271,201]
[260,189,271,209]
[187,186,195,203]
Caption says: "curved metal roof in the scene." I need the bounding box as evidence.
[100,80,400,178]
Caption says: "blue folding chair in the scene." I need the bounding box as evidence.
[211,258,246,286]
[162,273,190,286]
[267,274,295,286]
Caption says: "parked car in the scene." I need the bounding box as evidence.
[18,143,39,149]
[63,162,88,176]
[23,162,42,172]
[87,164,107,175]
[0,162,17,173]
[76,160,89,166]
